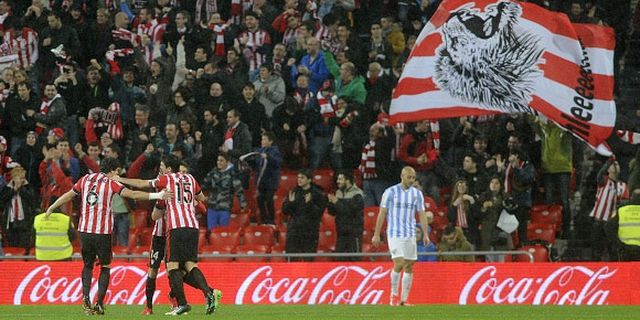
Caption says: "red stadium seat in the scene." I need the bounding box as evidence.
[112,246,129,261]
[229,213,250,229]
[270,243,287,262]
[318,229,337,251]
[315,245,334,262]
[531,205,562,232]
[277,228,287,245]
[200,245,234,262]
[515,245,549,262]
[313,169,335,192]
[527,226,556,244]
[198,229,208,249]
[243,225,276,246]
[278,170,299,194]
[531,204,551,213]
[133,209,149,231]
[138,227,154,246]
[127,232,138,251]
[321,212,336,231]
[209,226,242,249]
[130,246,150,262]
[362,243,390,261]
[2,247,29,256]
[363,206,380,231]
[432,208,449,231]
[362,229,373,244]
[235,244,271,262]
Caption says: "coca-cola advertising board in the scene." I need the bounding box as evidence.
[1,262,639,305]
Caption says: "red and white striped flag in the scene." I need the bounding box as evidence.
[391,0,616,155]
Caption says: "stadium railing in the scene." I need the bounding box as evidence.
[0,250,534,262]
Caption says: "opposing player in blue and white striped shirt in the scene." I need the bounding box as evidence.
[372,166,430,306]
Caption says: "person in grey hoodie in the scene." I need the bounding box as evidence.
[253,63,285,119]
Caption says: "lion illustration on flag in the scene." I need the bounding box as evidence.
[434,1,544,113]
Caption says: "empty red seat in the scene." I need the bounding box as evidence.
[318,229,337,251]
[515,245,549,262]
[527,226,556,244]
[200,245,234,262]
[2,247,29,256]
[209,226,242,249]
[531,205,562,232]
[363,206,380,231]
[315,245,334,262]
[138,227,153,246]
[321,212,336,231]
[112,245,129,261]
[278,170,299,194]
[243,225,276,246]
[235,244,271,262]
[432,208,449,230]
[313,169,335,192]
[229,213,250,229]
[133,209,149,231]
[130,246,150,262]
[270,243,287,262]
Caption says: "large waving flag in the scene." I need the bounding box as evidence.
[391,0,616,155]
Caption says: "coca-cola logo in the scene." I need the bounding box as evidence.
[459,266,618,305]
[13,265,164,305]
[235,266,390,304]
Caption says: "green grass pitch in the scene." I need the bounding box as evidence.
[1,304,640,320]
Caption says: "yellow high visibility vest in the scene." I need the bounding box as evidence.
[618,205,640,247]
[33,213,72,261]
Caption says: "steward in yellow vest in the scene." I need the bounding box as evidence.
[33,212,74,261]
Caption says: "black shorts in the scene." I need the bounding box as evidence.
[166,228,198,263]
[149,236,166,269]
[80,233,112,266]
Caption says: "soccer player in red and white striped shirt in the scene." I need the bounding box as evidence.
[45,157,170,315]
[116,155,221,315]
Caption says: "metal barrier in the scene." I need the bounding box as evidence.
[0,250,534,262]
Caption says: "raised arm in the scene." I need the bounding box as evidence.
[46,190,77,217]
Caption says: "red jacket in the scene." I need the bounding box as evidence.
[398,132,439,171]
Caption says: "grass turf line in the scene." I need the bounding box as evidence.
[1,305,639,320]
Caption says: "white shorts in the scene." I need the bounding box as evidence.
[387,237,417,260]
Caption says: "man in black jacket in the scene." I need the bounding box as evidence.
[328,170,364,261]
[282,169,327,261]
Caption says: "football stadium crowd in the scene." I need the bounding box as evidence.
[0,0,638,262]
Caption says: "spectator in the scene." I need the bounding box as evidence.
[364,62,393,118]
[203,153,247,229]
[53,62,83,147]
[254,63,286,119]
[290,37,330,94]
[416,223,437,262]
[5,82,39,155]
[38,11,81,74]
[448,179,477,246]
[327,170,364,261]
[438,225,474,262]
[220,109,252,167]
[359,122,399,206]
[324,53,367,104]
[157,122,192,156]
[272,96,306,169]
[366,23,392,69]
[533,118,573,237]
[398,120,440,203]
[26,84,67,140]
[237,82,268,148]
[33,211,75,261]
[0,166,37,252]
[194,108,224,179]
[250,131,282,225]
[234,11,272,75]
[124,104,155,165]
[590,158,628,261]
[307,79,340,169]
[477,177,513,262]
[499,148,535,245]
[282,168,327,261]
[14,132,43,192]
